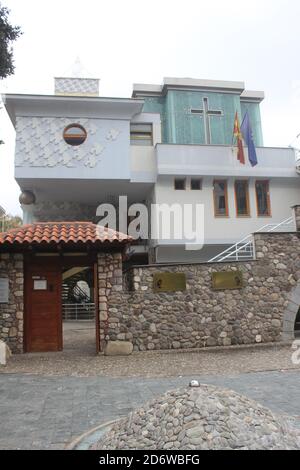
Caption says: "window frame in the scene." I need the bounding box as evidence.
[213,179,229,217]
[191,178,203,190]
[130,123,153,146]
[255,180,271,217]
[63,124,87,146]
[174,178,186,190]
[234,180,251,217]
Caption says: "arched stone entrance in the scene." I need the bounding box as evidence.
[282,283,300,340]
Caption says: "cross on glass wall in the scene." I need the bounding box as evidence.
[190,97,223,144]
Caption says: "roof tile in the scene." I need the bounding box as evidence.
[0,222,132,246]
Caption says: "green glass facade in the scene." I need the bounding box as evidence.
[142,90,263,146]
[240,101,263,146]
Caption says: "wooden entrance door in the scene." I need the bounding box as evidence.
[25,259,62,352]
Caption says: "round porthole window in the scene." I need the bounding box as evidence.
[63,124,87,146]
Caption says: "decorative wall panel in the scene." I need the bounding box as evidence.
[15,117,130,179]
[55,77,99,96]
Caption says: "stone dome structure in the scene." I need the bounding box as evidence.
[91,385,300,450]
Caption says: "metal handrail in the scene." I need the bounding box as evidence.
[72,284,91,302]
[62,302,95,321]
[215,240,254,263]
[209,216,295,263]
[267,216,294,232]
[62,282,91,303]
[208,235,253,263]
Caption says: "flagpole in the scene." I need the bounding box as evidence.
[232,112,236,153]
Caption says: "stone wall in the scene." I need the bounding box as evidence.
[29,201,97,223]
[97,252,123,351]
[1,219,300,355]
[0,254,24,353]
[293,205,300,233]
[105,232,300,351]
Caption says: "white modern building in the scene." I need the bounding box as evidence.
[3,76,299,264]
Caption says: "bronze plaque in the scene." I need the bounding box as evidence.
[153,273,186,293]
[212,271,243,290]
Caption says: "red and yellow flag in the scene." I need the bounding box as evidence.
[233,112,245,165]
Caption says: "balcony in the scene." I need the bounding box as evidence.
[156,144,297,178]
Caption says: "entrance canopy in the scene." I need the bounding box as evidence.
[0,221,132,252]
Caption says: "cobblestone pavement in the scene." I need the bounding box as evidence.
[1,327,300,449]
[1,342,299,378]
[0,369,299,450]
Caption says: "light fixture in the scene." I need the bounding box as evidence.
[19,191,36,205]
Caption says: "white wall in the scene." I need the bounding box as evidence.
[155,244,230,263]
[157,144,297,178]
[153,176,300,245]
[130,112,161,183]
[130,113,161,146]
[15,111,162,184]
[130,146,156,182]
[15,116,131,180]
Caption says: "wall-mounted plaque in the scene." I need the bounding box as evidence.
[33,280,47,291]
[0,278,9,303]
[212,271,243,290]
[153,273,186,293]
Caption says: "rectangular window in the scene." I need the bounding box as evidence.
[255,180,271,216]
[191,178,202,190]
[174,178,186,190]
[235,180,250,217]
[213,180,228,217]
[130,123,152,146]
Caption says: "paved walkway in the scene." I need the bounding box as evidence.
[4,322,299,378]
[2,341,300,378]
[0,369,299,450]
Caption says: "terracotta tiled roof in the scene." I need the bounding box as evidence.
[0,222,132,246]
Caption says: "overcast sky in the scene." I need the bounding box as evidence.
[1,0,300,215]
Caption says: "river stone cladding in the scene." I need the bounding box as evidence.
[97,252,123,349]
[0,253,24,353]
[106,233,300,351]
[293,205,300,232]
[91,385,300,450]
[1,231,300,354]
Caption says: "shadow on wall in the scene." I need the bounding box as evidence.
[295,308,300,337]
